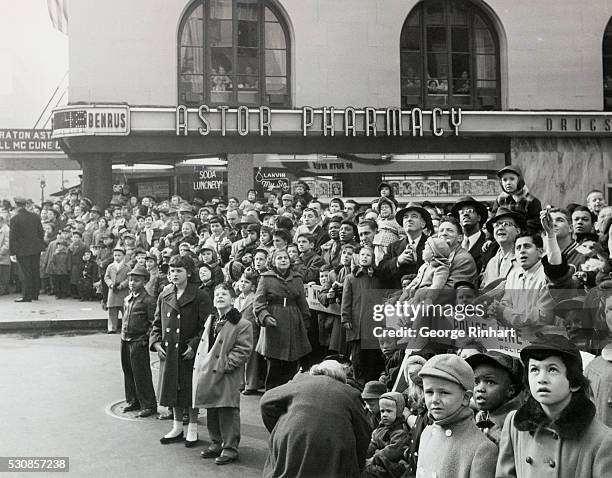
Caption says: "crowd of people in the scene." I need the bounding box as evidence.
[3,166,612,476]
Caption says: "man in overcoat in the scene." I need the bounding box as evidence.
[9,197,45,302]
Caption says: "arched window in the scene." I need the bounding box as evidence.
[603,19,612,110]
[178,0,290,107]
[400,0,500,110]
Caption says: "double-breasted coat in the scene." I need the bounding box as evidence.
[150,282,212,407]
[496,393,612,478]
[254,269,311,362]
[192,308,253,409]
[104,261,130,307]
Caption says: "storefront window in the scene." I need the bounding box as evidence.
[400,0,500,110]
[178,0,290,107]
[603,18,612,110]
[253,153,506,206]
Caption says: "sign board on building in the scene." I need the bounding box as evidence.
[50,104,612,139]
[193,167,226,200]
[0,130,61,152]
[52,105,130,138]
[254,167,291,196]
[136,180,170,200]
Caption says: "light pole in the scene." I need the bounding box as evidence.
[40,179,46,205]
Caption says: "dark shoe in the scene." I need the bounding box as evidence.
[184,437,199,448]
[241,389,262,396]
[215,455,237,465]
[157,410,174,420]
[137,408,157,418]
[200,448,222,459]
[14,298,32,303]
[160,432,184,444]
[123,403,141,413]
[107,330,118,334]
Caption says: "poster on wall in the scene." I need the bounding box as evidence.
[137,181,170,200]
[193,167,226,201]
[254,167,291,197]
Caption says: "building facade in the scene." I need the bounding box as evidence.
[53,0,612,207]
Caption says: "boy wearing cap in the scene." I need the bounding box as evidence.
[362,380,388,430]
[104,247,130,333]
[496,335,612,478]
[362,391,409,478]
[417,354,497,478]
[466,351,523,445]
[121,265,157,417]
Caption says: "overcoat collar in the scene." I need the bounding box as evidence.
[514,392,595,439]
[159,282,198,311]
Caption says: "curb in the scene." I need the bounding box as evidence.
[0,318,107,332]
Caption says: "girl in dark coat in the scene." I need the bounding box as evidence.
[260,360,371,478]
[254,249,311,390]
[150,254,212,445]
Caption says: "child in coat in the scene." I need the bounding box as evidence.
[77,249,99,300]
[497,335,612,478]
[192,283,253,465]
[50,240,70,299]
[465,351,524,445]
[341,246,384,385]
[404,237,450,305]
[492,164,543,233]
[104,247,130,333]
[317,265,345,355]
[362,392,409,478]
[416,354,497,478]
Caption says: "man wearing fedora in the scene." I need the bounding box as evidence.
[451,196,489,272]
[378,203,431,289]
[9,197,45,302]
[480,208,526,290]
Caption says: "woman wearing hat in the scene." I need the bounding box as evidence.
[497,335,612,478]
[253,248,311,390]
[151,254,212,446]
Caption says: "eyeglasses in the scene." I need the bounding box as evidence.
[493,221,517,229]
[460,208,476,214]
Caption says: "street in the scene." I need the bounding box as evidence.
[0,326,269,477]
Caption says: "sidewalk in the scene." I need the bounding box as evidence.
[0,293,107,331]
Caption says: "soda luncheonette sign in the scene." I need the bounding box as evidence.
[0,130,61,152]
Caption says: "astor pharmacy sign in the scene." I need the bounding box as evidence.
[51,105,612,139]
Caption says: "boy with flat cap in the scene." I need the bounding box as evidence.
[416,354,497,478]
[121,265,157,417]
[466,351,524,445]
[497,334,612,478]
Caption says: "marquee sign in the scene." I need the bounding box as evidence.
[52,105,130,138]
[50,104,612,139]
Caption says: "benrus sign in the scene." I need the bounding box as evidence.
[175,105,462,137]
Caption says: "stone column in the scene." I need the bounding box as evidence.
[76,153,113,208]
[226,153,254,200]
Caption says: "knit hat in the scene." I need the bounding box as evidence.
[419,354,474,391]
[361,380,387,400]
[379,392,406,418]
[402,355,427,387]
[426,237,450,259]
